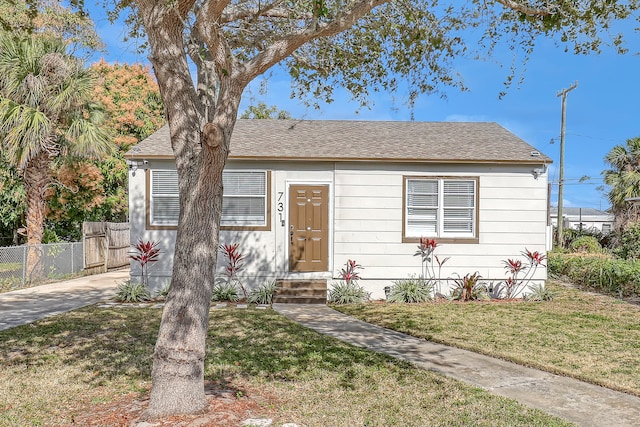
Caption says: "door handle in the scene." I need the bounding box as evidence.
[289,225,294,244]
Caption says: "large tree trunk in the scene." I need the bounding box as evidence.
[23,153,50,282]
[136,0,246,418]
[144,111,241,419]
[145,145,223,417]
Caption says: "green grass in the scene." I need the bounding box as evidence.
[0,306,570,426]
[335,280,640,397]
[0,262,21,273]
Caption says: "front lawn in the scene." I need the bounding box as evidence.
[0,306,569,426]
[335,280,640,396]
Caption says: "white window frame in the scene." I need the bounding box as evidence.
[221,170,269,228]
[148,169,270,230]
[403,176,478,241]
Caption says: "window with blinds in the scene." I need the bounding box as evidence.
[149,169,268,227]
[405,177,476,239]
[150,170,180,225]
[221,171,267,226]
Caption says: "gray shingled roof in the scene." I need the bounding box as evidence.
[125,120,551,164]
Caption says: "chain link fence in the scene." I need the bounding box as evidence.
[0,242,83,292]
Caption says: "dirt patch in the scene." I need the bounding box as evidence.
[65,382,281,427]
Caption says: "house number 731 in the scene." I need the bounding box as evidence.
[277,192,284,226]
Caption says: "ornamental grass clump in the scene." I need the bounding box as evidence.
[328,281,370,304]
[328,259,369,304]
[387,277,433,303]
[211,281,240,302]
[116,280,152,303]
[524,283,555,301]
[248,280,277,305]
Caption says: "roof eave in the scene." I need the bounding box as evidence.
[125,153,553,165]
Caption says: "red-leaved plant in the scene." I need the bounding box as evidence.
[502,248,547,298]
[340,259,363,285]
[129,239,160,288]
[414,237,449,296]
[219,243,247,300]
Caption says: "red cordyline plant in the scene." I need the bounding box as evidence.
[129,239,160,288]
[414,237,449,295]
[502,248,547,299]
[219,243,248,300]
[340,259,363,285]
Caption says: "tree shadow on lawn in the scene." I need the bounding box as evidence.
[0,305,403,393]
[205,308,399,383]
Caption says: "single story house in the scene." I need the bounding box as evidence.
[549,207,614,234]
[125,119,552,300]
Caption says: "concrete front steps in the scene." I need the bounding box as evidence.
[273,279,327,304]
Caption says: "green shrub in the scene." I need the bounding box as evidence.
[552,253,640,297]
[116,280,152,303]
[614,222,640,260]
[328,281,369,304]
[387,277,433,303]
[570,236,601,253]
[247,280,277,304]
[211,281,240,302]
[547,252,570,278]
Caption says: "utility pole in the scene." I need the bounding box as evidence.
[556,81,578,248]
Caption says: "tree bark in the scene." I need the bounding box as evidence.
[23,153,50,282]
[144,112,240,418]
[145,138,220,416]
[139,1,245,413]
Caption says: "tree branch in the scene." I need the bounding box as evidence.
[221,2,313,23]
[195,2,237,82]
[494,0,557,17]
[237,0,388,83]
[206,0,232,21]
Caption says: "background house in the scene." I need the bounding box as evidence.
[126,119,551,299]
[549,207,614,234]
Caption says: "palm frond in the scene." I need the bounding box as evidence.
[64,119,113,159]
[1,104,52,169]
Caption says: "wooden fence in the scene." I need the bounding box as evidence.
[83,222,130,274]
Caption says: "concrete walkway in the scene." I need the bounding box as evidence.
[0,269,128,331]
[274,303,640,427]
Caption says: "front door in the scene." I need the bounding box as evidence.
[289,185,329,272]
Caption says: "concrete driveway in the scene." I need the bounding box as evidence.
[0,269,128,331]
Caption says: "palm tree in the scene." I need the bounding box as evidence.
[0,32,112,280]
[602,137,640,229]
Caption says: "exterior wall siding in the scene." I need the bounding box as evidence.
[129,159,549,298]
[332,163,548,299]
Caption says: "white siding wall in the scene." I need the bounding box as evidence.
[129,159,549,297]
[333,163,549,299]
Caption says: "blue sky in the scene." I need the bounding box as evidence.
[89,8,639,212]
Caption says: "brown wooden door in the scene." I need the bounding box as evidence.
[289,185,329,272]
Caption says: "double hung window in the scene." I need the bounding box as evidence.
[404,177,477,240]
[149,169,269,229]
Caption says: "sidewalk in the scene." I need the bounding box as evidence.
[274,303,640,427]
[0,269,128,331]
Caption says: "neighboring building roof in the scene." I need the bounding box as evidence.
[550,207,613,218]
[125,119,552,164]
